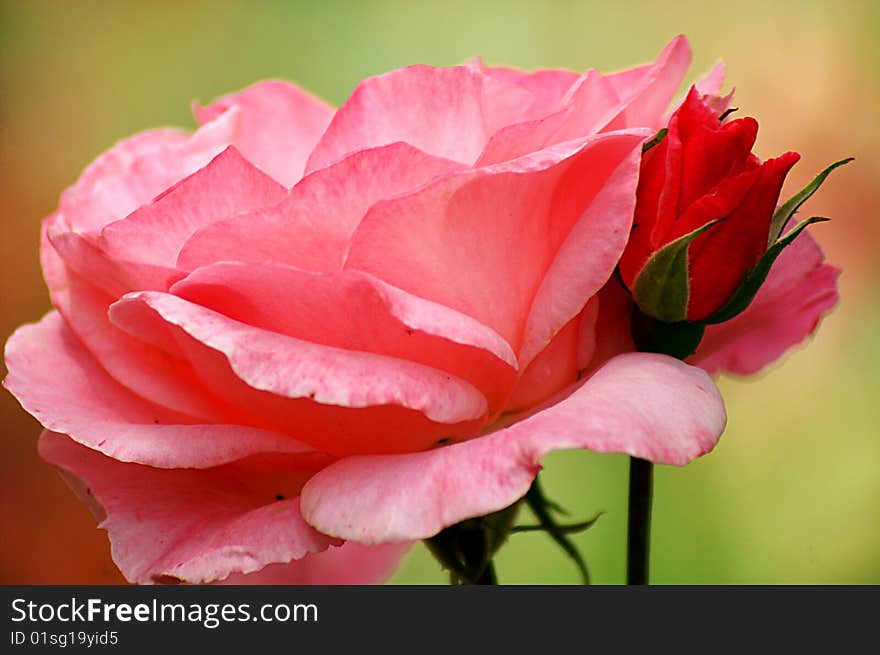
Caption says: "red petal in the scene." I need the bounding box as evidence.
[687,151,800,320]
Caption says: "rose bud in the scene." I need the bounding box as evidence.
[619,88,846,328]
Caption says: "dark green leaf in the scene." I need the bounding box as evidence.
[704,216,829,324]
[632,220,719,323]
[768,157,852,244]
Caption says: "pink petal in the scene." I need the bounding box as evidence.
[41,230,232,419]
[220,542,411,585]
[57,129,188,233]
[477,69,624,166]
[39,431,337,584]
[172,262,516,413]
[475,110,572,168]
[695,60,727,98]
[604,34,692,131]
[658,60,731,127]
[477,38,693,167]
[110,292,488,456]
[194,80,335,186]
[177,142,464,274]
[99,147,286,273]
[503,302,596,413]
[589,277,637,370]
[346,129,647,353]
[668,61,733,119]
[552,70,630,141]
[518,141,643,366]
[691,232,840,376]
[305,65,532,172]
[300,352,726,543]
[46,121,251,296]
[59,110,239,233]
[3,313,318,468]
[469,60,580,118]
[604,62,652,100]
[46,215,180,299]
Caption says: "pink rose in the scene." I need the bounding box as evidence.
[6,36,751,584]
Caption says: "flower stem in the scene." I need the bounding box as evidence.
[627,456,653,585]
[474,560,497,585]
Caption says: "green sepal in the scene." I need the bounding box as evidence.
[522,478,595,585]
[631,220,719,323]
[630,308,706,359]
[704,216,829,325]
[424,502,519,584]
[768,157,852,245]
[511,515,602,535]
[642,128,667,154]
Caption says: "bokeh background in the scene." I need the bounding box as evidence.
[1,0,877,584]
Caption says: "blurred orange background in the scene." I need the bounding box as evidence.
[1,0,877,584]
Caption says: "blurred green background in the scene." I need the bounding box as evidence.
[1,0,877,584]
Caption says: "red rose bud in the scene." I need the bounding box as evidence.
[619,88,801,323]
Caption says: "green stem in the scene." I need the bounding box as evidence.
[627,457,653,585]
[474,560,497,585]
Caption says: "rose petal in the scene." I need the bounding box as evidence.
[695,60,726,97]
[99,147,286,272]
[59,110,239,233]
[300,352,726,543]
[39,431,337,584]
[110,292,488,456]
[663,60,731,122]
[604,34,692,131]
[220,542,411,585]
[194,80,335,186]
[49,142,270,300]
[41,230,231,419]
[177,142,464,274]
[478,37,693,168]
[46,218,180,299]
[589,277,637,370]
[470,60,580,118]
[172,262,517,413]
[691,232,840,376]
[604,62,652,100]
[3,312,318,469]
[671,166,760,239]
[673,91,758,214]
[504,304,593,413]
[518,142,642,366]
[552,70,630,141]
[477,69,623,166]
[57,130,187,233]
[687,151,801,321]
[346,129,647,353]
[475,110,572,168]
[305,65,533,172]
